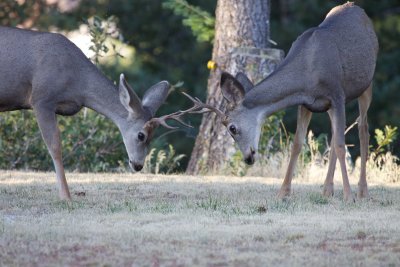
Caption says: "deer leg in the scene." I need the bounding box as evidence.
[278,106,312,198]
[357,85,372,199]
[322,110,337,197]
[322,137,336,197]
[34,105,71,200]
[330,103,354,202]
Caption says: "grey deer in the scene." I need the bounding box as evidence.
[186,3,378,201]
[0,26,194,200]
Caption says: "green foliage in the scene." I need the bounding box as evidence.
[0,0,44,26]
[258,112,287,156]
[304,131,328,163]
[163,0,215,43]
[143,144,186,174]
[86,16,123,65]
[373,125,398,155]
[0,111,48,170]
[308,192,329,205]
[59,110,127,172]
[228,150,248,176]
[0,110,126,172]
[367,125,399,183]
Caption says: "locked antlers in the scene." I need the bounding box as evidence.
[181,92,228,126]
[144,92,227,130]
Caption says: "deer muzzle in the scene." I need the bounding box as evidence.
[129,160,143,172]
[244,147,256,165]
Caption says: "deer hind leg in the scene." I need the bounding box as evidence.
[322,110,337,197]
[357,85,372,199]
[34,105,71,200]
[278,106,312,199]
[329,102,354,202]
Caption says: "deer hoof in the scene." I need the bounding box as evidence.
[357,185,369,199]
[277,187,291,199]
[343,192,355,203]
[322,184,334,197]
[59,192,72,201]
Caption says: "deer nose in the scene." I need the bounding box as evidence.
[134,164,143,171]
[244,154,255,165]
[244,147,256,165]
[129,160,143,171]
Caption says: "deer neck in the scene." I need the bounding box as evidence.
[243,63,310,117]
[83,69,130,129]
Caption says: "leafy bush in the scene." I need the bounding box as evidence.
[163,0,215,43]
[258,112,286,156]
[0,109,127,172]
[86,15,123,65]
[364,125,400,183]
[143,144,186,174]
[372,125,398,155]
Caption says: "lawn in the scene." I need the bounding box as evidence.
[0,171,399,266]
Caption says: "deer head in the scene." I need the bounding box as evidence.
[118,74,193,171]
[185,71,263,165]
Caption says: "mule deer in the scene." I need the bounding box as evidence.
[187,3,378,201]
[0,26,194,200]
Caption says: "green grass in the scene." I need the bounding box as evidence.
[1,171,400,266]
[309,192,330,205]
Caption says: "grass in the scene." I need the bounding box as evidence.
[0,171,400,266]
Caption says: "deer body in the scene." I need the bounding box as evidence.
[0,26,183,200]
[0,27,125,119]
[214,3,378,201]
[244,3,377,111]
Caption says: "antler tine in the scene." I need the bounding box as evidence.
[154,117,179,129]
[159,111,194,128]
[146,108,194,130]
[181,92,226,119]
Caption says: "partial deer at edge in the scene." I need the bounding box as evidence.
[0,26,194,200]
[189,3,378,201]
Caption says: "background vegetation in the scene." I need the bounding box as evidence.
[0,0,399,173]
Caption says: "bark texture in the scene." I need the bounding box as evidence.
[187,0,283,174]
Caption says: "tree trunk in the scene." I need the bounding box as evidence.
[186,0,284,174]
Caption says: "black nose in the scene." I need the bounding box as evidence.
[130,160,143,171]
[133,164,143,171]
[244,154,255,165]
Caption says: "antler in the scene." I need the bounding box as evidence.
[144,92,227,130]
[181,92,227,123]
[143,110,192,130]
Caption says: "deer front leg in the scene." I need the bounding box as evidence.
[34,106,71,200]
[278,106,312,199]
[330,103,354,202]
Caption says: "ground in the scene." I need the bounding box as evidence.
[0,171,399,266]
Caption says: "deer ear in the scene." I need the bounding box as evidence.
[220,72,245,105]
[142,81,170,117]
[235,72,254,93]
[118,74,145,116]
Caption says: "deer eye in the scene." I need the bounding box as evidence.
[229,124,237,135]
[138,132,146,142]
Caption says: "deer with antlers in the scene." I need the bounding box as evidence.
[187,3,378,201]
[0,26,195,200]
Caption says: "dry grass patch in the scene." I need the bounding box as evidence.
[1,171,400,266]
